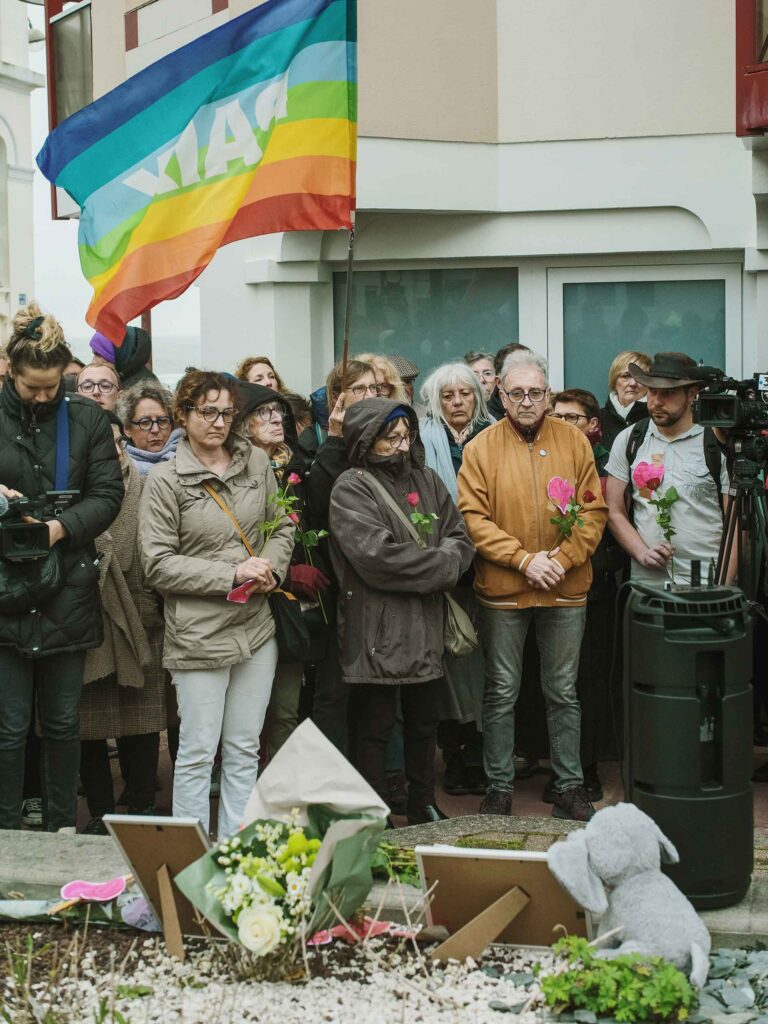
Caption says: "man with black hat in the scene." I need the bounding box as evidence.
[605,351,728,587]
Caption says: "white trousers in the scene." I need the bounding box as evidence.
[172,638,278,838]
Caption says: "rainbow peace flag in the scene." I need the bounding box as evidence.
[37,0,357,344]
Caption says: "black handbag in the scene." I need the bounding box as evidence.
[202,482,312,663]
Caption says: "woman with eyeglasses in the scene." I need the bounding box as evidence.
[417,362,493,798]
[464,351,498,401]
[76,364,121,412]
[118,383,182,476]
[0,303,123,832]
[78,410,167,834]
[599,351,652,450]
[356,353,409,402]
[234,382,329,758]
[329,399,474,824]
[138,370,294,838]
[303,358,376,755]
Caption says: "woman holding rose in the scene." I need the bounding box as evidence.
[329,398,475,824]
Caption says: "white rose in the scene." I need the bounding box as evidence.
[237,905,284,957]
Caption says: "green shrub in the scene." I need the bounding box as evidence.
[537,935,696,1023]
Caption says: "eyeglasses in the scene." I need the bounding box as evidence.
[130,415,173,432]
[551,412,588,425]
[503,387,548,404]
[188,406,235,424]
[380,430,417,451]
[78,380,118,395]
[475,369,497,381]
[376,382,394,397]
[253,403,286,422]
[348,383,379,399]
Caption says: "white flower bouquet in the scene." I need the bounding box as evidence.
[174,720,389,958]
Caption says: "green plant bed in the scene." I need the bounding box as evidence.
[537,935,696,1023]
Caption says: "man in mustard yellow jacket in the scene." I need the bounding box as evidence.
[458,351,607,821]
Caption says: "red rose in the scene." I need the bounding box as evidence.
[582,490,596,504]
[406,492,419,507]
[646,477,662,493]
[288,512,300,524]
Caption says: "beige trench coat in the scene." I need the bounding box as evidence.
[138,434,294,671]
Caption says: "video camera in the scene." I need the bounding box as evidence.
[693,368,768,431]
[0,490,79,562]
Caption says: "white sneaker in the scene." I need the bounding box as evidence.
[56,826,76,835]
[21,797,42,827]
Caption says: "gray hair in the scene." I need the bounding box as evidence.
[500,349,549,387]
[117,381,174,424]
[464,350,494,366]
[420,361,491,429]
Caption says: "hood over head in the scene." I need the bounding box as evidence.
[342,398,423,468]
[234,381,297,446]
[115,327,153,381]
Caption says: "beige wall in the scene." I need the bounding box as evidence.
[497,0,735,142]
[357,0,498,143]
[87,0,735,141]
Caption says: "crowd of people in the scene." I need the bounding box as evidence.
[0,301,732,838]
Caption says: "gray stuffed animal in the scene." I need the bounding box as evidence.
[547,803,711,988]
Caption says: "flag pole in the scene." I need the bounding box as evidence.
[340,214,356,385]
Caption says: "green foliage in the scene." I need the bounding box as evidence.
[538,935,696,1024]
[370,842,421,888]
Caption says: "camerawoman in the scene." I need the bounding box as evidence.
[0,303,123,833]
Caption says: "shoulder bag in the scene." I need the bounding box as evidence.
[359,471,478,658]
[202,482,311,663]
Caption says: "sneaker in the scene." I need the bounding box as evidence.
[56,826,77,835]
[552,786,595,822]
[21,797,42,827]
[383,772,407,815]
[464,764,488,796]
[81,816,109,836]
[479,790,513,815]
[210,762,221,798]
[443,751,469,795]
[583,765,604,803]
[513,751,540,779]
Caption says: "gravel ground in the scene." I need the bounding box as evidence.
[1,923,551,1023]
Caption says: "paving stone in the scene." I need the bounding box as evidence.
[380,813,584,850]
[0,830,129,900]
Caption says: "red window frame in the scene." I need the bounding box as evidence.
[736,0,768,135]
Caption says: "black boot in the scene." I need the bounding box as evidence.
[443,750,469,795]
[406,804,449,825]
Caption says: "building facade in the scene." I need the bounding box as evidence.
[43,0,768,396]
[0,0,43,342]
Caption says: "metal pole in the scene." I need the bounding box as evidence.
[340,216,356,384]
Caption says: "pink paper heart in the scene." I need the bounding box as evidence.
[60,877,127,902]
[547,476,575,515]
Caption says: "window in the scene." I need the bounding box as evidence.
[547,264,741,401]
[332,268,518,380]
[50,2,93,125]
[736,0,768,135]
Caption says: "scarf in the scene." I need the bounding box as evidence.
[126,426,183,476]
[419,416,458,503]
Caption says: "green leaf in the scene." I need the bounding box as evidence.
[117,985,154,999]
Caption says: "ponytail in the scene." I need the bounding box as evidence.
[7,302,71,374]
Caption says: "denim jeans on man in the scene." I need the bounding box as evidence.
[480,605,586,792]
[0,648,85,830]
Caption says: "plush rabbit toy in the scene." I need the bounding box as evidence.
[547,803,711,988]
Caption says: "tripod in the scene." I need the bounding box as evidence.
[716,434,768,606]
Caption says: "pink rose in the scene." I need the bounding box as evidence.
[632,461,664,494]
[406,492,420,507]
[288,512,300,524]
[287,472,301,486]
[547,476,575,515]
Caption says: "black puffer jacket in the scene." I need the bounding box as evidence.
[0,380,124,655]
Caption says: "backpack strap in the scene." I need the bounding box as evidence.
[624,416,650,469]
[54,397,70,492]
[358,469,425,547]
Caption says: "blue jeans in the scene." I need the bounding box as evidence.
[479,605,586,793]
[0,648,85,831]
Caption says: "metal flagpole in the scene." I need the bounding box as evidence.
[340,213,356,384]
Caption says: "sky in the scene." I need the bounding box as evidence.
[27,6,201,367]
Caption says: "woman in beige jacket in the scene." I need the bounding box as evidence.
[138,370,294,838]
